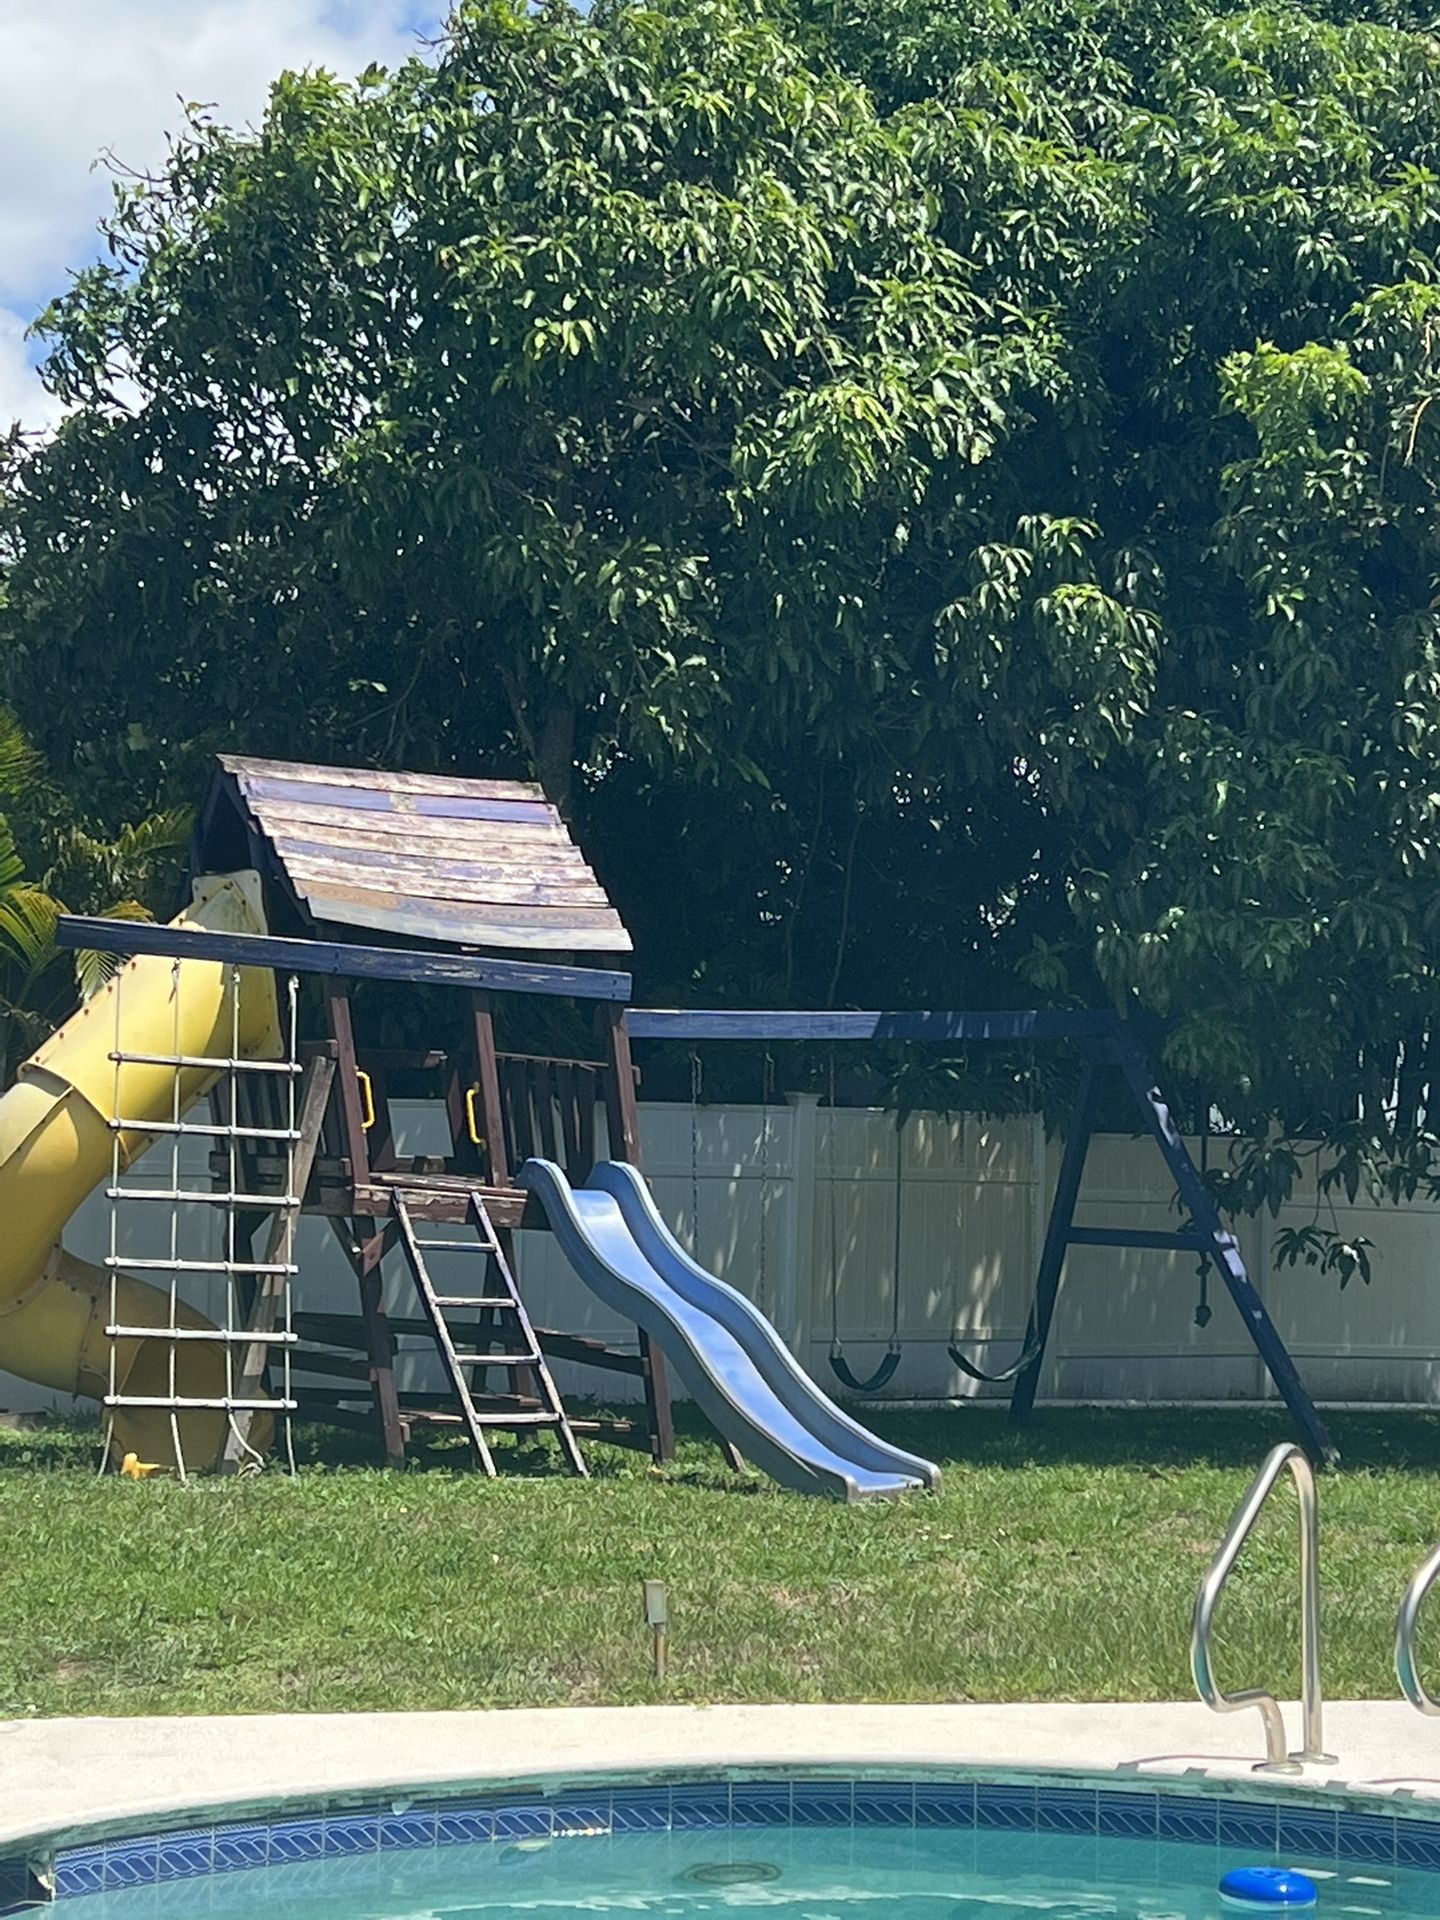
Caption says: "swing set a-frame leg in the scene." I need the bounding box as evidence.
[1110,1028,1338,1467]
[1006,1028,1336,1470]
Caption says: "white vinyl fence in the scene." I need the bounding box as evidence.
[5,1096,1440,1418]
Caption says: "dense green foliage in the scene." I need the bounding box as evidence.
[6,0,1440,1223]
[4,1406,1440,1712]
[0,704,188,1081]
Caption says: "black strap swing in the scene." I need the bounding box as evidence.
[826,1060,903,1392]
[947,1323,1044,1384]
[946,1102,1045,1384]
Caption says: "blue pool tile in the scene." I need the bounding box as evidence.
[492,1804,553,1842]
[0,1861,30,1909]
[1337,1811,1396,1864]
[975,1784,1036,1832]
[914,1784,976,1829]
[323,1813,381,1857]
[379,1812,438,1852]
[212,1825,267,1874]
[265,1821,323,1866]
[55,1847,106,1900]
[1036,1787,1097,1835]
[792,1782,854,1827]
[668,1785,731,1830]
[1218,1803,1277,1851]
[1396,1820,1440,1871]
[611,1792,669,1834]
[1276,1808,1337,1860]
[853,1784,914,1827]
[154,1828,215,1881]
[552,1802,611,1837]
[1158,1796,1219,1845]
[1097,1790,1157,1838]
[102,1840,158,1891]
[435,1806,495,1847]
[731,1785,792,1827]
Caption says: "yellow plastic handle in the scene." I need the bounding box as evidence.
[356,1068,376,1132]
[465,1085,488,1150]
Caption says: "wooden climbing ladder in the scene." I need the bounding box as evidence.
[392,1190,588,1478]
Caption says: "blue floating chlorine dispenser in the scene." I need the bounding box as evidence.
[1220,1866,1319,1909]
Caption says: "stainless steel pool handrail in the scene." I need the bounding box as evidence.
[1191,1442,1335,1773]
[1396,1540,1440,1714]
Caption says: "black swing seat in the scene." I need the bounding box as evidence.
[829,1340,902,1393]
[946,1326,1043,1385]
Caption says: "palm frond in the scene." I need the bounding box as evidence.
[0,706,41,801]
[113,808,194,857]
[74,898,153,1001]
[0,885,61,980]
[45,806,194,906]
[0,810,25,895]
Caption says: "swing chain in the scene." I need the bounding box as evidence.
[826,1058,904,1393]
[759,1050,775,1307]
[887,1110,904,1360]
[827,1054,842,1362]
[689,1049,703,1256]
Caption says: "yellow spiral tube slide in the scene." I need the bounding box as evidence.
[0,871,282,1469]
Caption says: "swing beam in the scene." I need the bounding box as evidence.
[624,1008,1338,1468]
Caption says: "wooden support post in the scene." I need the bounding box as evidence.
[220,1056,335,1472]
[359,1228,408,1466]
[601,1005,643,1163]
[322,981,405,1462]
[350,1218,407,1468]
[325,983,372,1188]
[471,992,509,1188]
[1110,1027,1339,1467]
[639,1338,676,1467]
[1008,1061,1100,1426]
[600,1005,675,1464]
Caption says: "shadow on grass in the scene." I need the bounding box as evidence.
[873,1404,1440,1476]
[11,1401,1440,1482]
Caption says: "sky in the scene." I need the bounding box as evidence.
[0,2,445,433]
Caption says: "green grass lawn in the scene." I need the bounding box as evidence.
[2,1405,1438,1718]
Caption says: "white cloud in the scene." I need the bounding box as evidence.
[0,1,441,431]
[0,310,63,436]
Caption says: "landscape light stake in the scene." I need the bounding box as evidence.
[643,1578,669,1683]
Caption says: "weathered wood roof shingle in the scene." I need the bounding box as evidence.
[205,755,632,954]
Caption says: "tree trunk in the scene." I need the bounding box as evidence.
[496,663,577,817]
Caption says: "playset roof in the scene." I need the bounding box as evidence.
[196,755,632,954]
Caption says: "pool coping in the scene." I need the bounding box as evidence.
[4,1699,1440,1861]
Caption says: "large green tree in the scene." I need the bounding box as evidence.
[7,0,1440,1236]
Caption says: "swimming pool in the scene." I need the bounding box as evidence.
[9,1777,1440,1919]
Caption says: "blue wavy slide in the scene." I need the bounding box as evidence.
[520,1158,941,1501]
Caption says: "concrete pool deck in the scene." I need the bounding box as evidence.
[5,1701,1440,1854]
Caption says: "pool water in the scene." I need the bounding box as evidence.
[72,1820,1440,1920]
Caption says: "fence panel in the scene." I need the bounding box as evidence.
[5,1096,1440,1415]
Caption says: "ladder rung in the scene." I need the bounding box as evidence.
[415,1237,494,1253]
[103,1394,294,1411]
[110,1117,303,1142]
[471,1411,564,1427]
[105,1325,297,1345]
[103,1257,297,1276]
[107,1186,301,1209]
[432,1295,515,1309]
[452,1351,538,1366]
[110,1050,304,1075]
